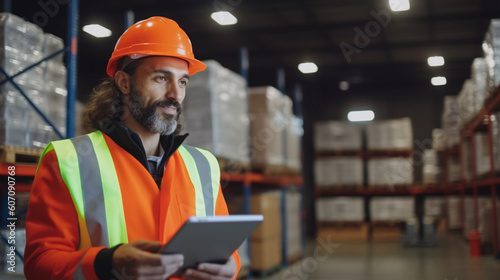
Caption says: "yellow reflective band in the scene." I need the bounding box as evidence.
[178,145,206,216]
[88,131,128,246]
[50,140,85,219]
[36,145,54,173]
[196,148,220,209]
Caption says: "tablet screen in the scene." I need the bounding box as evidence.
[159,215,263,272]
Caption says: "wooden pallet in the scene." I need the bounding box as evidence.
[0,145,43,164]
[251,264,282,278]
[317,222,369,242]
[217,158,251,174]
[370,221,403,241]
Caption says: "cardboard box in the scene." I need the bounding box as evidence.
[250,236,282,271]
[370,197,415,221]
[251,191,282,240]
[314,121,362,151]
[184,60,250,164]
[316,223,369,242]
[447,196,462,229]
[286,116,303,171]
[316,197,364,222]
[366,118,413,151]
[315,157,363,187]
[367,158,413,186]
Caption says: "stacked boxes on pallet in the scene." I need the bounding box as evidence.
[483,19,500,91]
[248,86,286,171]
[314,157,363,187]
[424,197,445,219]
[366,117,413,151]
[250,191,282,271]
[432,128,447,151]
[491,111,500,171]
[370,197,415,222]
[481,202,500,252]
[423,196,447,232]
[248,86,303,174]
[315,197,367,241]
[474,132,491,177]
[184,60,249,166]
[455,113,500,180]
[471,58,489,111]
[286,116,303,173]
[366,118,414,188]
[422,149,443,185]
[447,196,462,230]
[314,121,363,189]
[315,197,365,222]
[0,13,66,147]
[370,197,415,241]
[442,96,461,148]
[285,191,302,261]
[456,79,478,124]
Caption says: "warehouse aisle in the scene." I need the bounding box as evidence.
[261,234,500,280]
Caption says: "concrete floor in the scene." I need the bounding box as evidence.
[259,234,500,280]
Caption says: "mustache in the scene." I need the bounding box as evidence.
[154,98,182,114]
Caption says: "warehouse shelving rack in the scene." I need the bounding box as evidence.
[223,172,304,277]
[314,146,415,220]
[313,88,500,259]
[0,0,79,268]
[453,85,500,259]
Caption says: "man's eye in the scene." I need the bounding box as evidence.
[154,76,166,82]
[180,79,188,87]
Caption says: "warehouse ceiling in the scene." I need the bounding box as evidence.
[7,0,500,102]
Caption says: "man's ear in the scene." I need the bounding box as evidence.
[114,70,131,95]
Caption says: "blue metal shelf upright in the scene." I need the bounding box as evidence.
[0,0,80,267]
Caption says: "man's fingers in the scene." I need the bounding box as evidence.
[197,257,236,277]
[197,263,226,276]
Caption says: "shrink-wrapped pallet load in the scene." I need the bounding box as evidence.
[184,60,250,165]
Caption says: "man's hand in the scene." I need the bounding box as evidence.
[112,239,183,280]
[181,256,237,280]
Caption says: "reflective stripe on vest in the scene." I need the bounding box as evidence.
[44,130,220,248]
[177,145,220,216]
[48,131,128,247]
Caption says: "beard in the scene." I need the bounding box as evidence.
[127,81,182,135]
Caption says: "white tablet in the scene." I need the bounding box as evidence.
[159,215,264,273]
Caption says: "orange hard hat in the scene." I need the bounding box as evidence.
[106,16,206,77]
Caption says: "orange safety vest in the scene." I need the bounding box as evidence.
[36,130,239,279]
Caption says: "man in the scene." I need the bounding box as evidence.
[24,16,240,280]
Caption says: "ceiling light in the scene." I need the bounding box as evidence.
[431,76,447,86]
[427,56,445,67]
[211,11,238,25]
[389,0,410,12]
[348,110,375,122]
[339,81,349,91]
[298,62,318,74]
[83,24,112,38]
